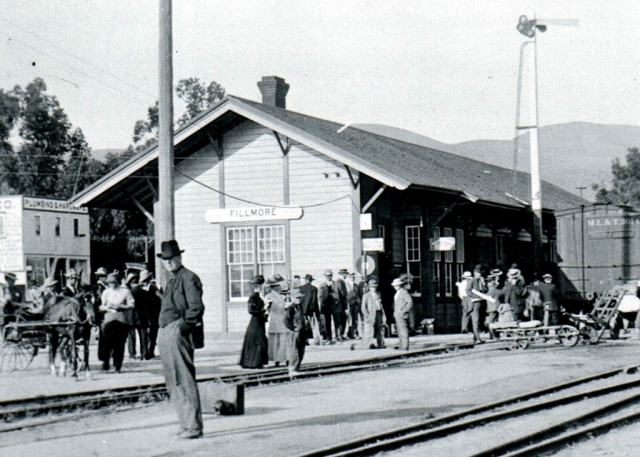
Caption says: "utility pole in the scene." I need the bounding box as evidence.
[157,0,175,286]
[576,186,587,200]
[515,15,578,275]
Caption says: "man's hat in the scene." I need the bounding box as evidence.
[368,276,379,286]
[398,273,414,282]
[64,268,78,278]
[266,275,284,286]
[95,267,108,277]
[250,275,265,285]
[156,240,184,259]
[139,270,153,283]
[324,269,333,276]
[304,274,314,282]
[338,268,348,275]
[4,272,17,281]
[43,277,58,288]
[391,277,407,287]
[542,273,553,280]
[124,272,138,285]
[462,271,472,279]
[489,268,503,277]
[474,264,483,272]
[507,268,522,278]
[106,273,119,284]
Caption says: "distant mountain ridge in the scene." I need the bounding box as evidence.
[355,122,640,201]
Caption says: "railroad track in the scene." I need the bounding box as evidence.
[0,340,491,430]
[296,365,640,457]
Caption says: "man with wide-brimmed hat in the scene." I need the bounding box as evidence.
[318,269,346,343]
[392,276,413,350]
[99,272,135,373]
[156,240,205,439]
[63,268,81,298]
[503,267,526,321]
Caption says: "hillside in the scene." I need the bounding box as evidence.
[355,122,640,201]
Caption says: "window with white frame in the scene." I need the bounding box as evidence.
[227,225,286,300]
[258,226,286,278]
[455,228,465,282]
[433,227,441,297]
[227,227,256,300]
[444,228,453,296]
[405,225,421,295]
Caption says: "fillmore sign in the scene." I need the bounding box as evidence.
[205,206,303,223]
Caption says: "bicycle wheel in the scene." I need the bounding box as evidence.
[0,341,36,372]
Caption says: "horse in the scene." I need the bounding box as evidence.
[45,292,95,379]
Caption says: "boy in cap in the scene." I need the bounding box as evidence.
[284,289,306,375]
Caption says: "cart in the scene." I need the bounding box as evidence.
[566,287,626,344]
[0,310,76,373]
[490,320,581,350]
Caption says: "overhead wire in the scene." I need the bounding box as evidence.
[0,17,155,99]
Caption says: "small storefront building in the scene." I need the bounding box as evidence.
[0,195,91,286]
[70,76,584,334]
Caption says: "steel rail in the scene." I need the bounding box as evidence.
[0,341,487,427]
[296,364,640,457]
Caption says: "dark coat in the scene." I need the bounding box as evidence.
[239,292,268,368]
[318,282,343,314]
[535,282,560,311]
[158,265,205,329]
[502,279,526,315]
[131,284,150,327]
[299,283,319,317]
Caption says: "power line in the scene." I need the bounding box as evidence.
[0,31,151,105]
[0,17,155,99]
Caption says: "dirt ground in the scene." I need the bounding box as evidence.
[3,339,640,457]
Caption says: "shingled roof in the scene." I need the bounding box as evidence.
[70,95,586,211]
[229,96,586,211]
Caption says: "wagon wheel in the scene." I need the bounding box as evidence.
[557,327,580,347]
[0,341,37,373]
[580,326,599,345]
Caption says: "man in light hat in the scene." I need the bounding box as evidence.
[503,267,526,321]
[318,269,346,343]
[63,268,80,298]
[284,288,306,375]
[0,272,22,327]
[156,240,205,439]
[392,276,413,350]
[465,265,486,343]
[360,276,386,349]
[457,271,472,333]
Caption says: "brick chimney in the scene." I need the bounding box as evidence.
[257,76,290,109]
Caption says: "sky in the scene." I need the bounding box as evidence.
[1,1,639,151]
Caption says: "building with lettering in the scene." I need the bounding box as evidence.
[0,195,90,286]
[556,203,640,300]
[70,76,585,334]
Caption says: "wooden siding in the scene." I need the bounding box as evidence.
[173,120,360,332]
[289,143,359,280]
[223,122,284,208]
[174,142,224,332]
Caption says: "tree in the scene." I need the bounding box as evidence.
[593,147,640,206]
[1,78,72,196]
[132,78,225,150]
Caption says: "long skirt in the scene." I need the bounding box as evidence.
[239,315,268,368]
[268,332,287,363]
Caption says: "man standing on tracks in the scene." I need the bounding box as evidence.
[157,240,205,440]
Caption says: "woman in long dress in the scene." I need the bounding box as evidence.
[265,276,288,366]
[239,275,268,368]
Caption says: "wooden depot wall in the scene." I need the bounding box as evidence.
[174,120,360,333]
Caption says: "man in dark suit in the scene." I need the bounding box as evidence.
[536,273,561,326]
[299,274,319,345]
[157,240,205,440]
[318,269,346,343]
[503,268,526,321]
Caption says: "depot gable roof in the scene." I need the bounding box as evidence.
[69,95,586,211]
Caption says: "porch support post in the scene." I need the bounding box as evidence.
[362,185,387,213]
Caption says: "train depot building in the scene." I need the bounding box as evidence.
[70,76,584,334]
[0,195,91,286]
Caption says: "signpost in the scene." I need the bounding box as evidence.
[205,206,303,223]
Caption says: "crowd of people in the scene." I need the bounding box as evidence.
[0,265,162,374]
[238,269,416,373]
[456,263,561,342]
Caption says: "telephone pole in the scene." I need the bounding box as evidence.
[157,0,175,285]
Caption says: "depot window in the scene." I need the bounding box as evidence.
[227,225,286,300]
